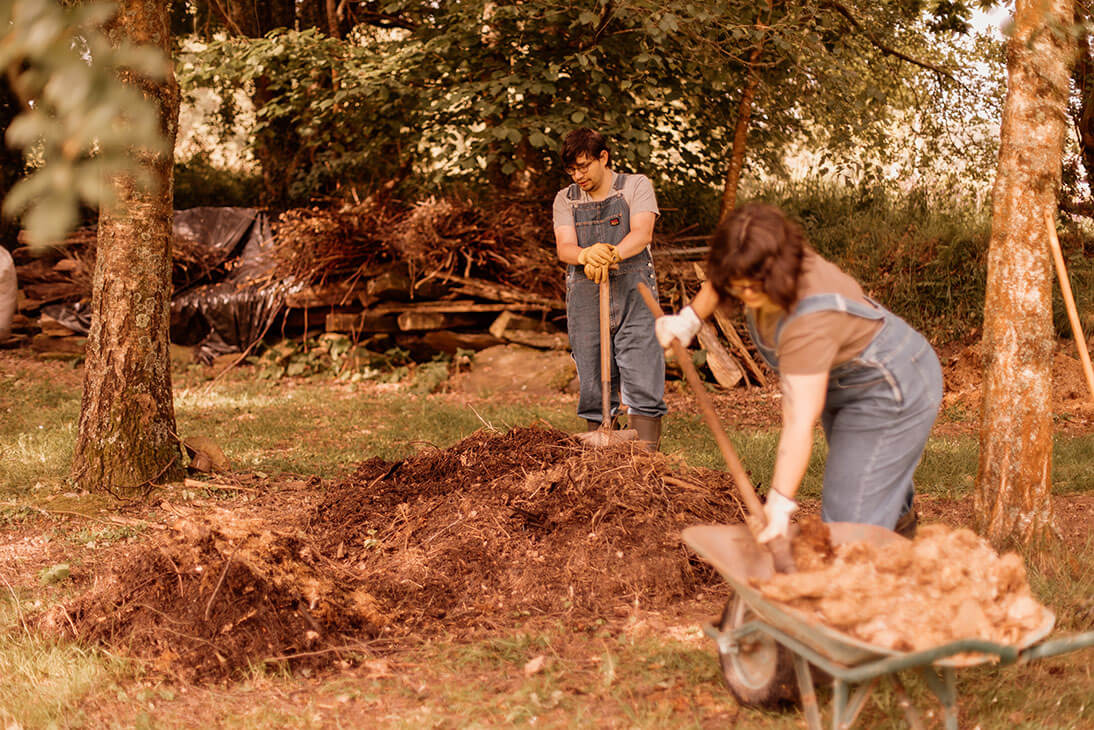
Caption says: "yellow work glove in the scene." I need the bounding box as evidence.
[584,261,619,284]
[577,243,616,267]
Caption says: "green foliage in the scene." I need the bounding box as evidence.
[0,0,168,249]
[173,155,263,209]
[250,336,453,393]
[744,175,993,342]
[176,1,995,204]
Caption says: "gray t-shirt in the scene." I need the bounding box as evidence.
[552,171,659,232]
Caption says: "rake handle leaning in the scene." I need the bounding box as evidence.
[1046,211,1094,402]
[636,283,764,518]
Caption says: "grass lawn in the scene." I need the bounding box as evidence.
[1,351,1092,729]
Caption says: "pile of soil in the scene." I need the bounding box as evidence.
[757,522,1049,656]
[52,426,747,680]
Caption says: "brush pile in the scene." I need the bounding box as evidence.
[52,426,747,680]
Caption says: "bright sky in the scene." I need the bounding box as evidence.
[971,5,1011,38]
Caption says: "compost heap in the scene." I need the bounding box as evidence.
[53,426,745,680]
[758,521,1049,654]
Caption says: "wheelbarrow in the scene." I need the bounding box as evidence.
[684,523,1094,730]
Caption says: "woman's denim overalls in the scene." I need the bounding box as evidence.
[564,173,666,423]
[746,294,943,529]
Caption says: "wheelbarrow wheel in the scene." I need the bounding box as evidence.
[717,593,797,708]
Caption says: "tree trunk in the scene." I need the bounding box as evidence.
[72,0,184,494]
[975,0,1074,548]
[719,46,763,222]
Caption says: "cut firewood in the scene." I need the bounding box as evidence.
[712,309,768,386]
[697,323,743,388]
[366,270,412,300]
[29,334,85,355]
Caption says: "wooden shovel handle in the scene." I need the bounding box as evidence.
[1046,211,1094,402]
[636,283,764,519]
[600,279,612,426]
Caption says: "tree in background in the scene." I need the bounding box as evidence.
[71,0,184,494]
[976,0,1074,548]
[176,1,991,209]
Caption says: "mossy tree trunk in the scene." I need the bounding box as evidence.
[976,0,1074,548]
[72,0,184,494]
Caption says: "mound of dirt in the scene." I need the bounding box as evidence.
[52,426,747,680]
[757,522,1049,657]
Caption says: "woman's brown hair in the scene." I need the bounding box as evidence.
[706,202,807,310]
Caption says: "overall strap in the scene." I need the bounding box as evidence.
[612,172,627,191]
[774,293,884,344]
[566,183,582,201]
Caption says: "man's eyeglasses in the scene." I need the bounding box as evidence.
[565,159,596,177]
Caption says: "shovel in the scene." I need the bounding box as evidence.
[636,282,795,572]
[576,279,639,447]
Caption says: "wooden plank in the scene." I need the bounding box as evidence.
[366,270,412,300]
[697,323,743,389]
[436,273,564,309]
[397,311,479,331]
[285,282,367,308]
[421,330,503,353]
[324,311,399,334]
[503,330,569,350]
[371,300,549,315]
[38,313,79,337]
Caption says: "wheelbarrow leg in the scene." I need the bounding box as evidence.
[919,665,959,730]
[791,655,822,730]
[832,677,878,730]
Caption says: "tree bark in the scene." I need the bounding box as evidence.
[72,0,184,493]
[719,66,760,222]
[719,41,764,222]
[976,0,1074,548]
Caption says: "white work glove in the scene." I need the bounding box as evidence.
[654,306,702,349]
[755,489,798,544]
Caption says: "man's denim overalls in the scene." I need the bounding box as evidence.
[564,173,666,423]
[746,294,943,529]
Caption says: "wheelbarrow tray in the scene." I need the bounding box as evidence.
[683,523,1057,668]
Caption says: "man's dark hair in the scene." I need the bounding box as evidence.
[561,128,610,169]
[707,202,808,310]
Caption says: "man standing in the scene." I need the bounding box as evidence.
[552,128,666,449]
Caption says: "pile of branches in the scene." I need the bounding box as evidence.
[271,196,563,300]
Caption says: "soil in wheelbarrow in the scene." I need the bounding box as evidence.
[44,426,748,681]
[757,518,1049,654]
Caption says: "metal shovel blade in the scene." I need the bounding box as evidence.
[575,427,639,447]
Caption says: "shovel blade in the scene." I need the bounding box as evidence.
[575,428,639,447]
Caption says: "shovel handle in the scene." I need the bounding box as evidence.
[1046,211,1094,402]
[636,283,764,518]
[600,279,612,427]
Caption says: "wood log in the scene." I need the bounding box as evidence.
[487,310,559,339]
[29,334,85,355]
[436,273,564,308]
[366,270,412,300]
[324,311,400,333]
[372,300,549,315]
[697,323,743,388]
[502,330,569,350]
[712,309,768,386]
[285,282,368,308]
[38,313,79,337]
[421,330,503,353]
[397,311,479,331]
